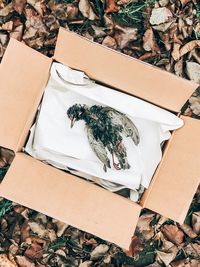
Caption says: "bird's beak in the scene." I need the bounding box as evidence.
[70,118,76,128]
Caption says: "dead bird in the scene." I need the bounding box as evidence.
[67,104,140,172]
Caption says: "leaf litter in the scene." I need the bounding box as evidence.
[0,0,199,266]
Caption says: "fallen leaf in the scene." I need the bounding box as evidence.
[152,21,173,32]
[102,36,117,49]
[16,256,35,267]
[179,0,192,7]
[161,224,184,245]
[150,7,173,25]
[25,241,43,260]
[186,62,200,84]
[184,243,200,258]
[179,223,197,238]
[126,236,143,257]
[156,246,179,266]
[171,43,181,61]
[179,40,200,57]
[10,25,23,41]
[105,0,119,13]
[174,58,183,77]
[79,0,98,20]
[90,244,109,260]
[192,211,200,234]
[136,213,155,241]
[0,3,14,16]
[13,0,26,14]
[79,261,92,267]
[2,21,13,31]
[0,255,18,267]
[52,219,68,237]
[143,28,160,52]
[92,25,107,38]
[115,25,138,49]
[189,96,200,115]
[159,0,169,7]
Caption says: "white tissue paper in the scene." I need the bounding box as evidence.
[25,62,183,201]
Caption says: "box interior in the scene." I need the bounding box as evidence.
[0,29,199,249]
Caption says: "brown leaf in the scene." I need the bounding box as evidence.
[184,243,200,258]
[179,40,200,57]
[126,236,143,257]
[186,62,200,84]
[0,147,14,164]
[52,219,68,237]
[105,0,119,13]
[174,58,183,77]
[2,21,14,31]
[171,43,181,61]
[192,211,200,234]
[79,261,93,267]
[0,3,14,16]
[156,246,179,266]
[27,0,46,16]
[25,241,43,260]
[136,213,155,241]
[0,255,18,267]
[10,25,23,41]
[16,256,35,267]
[114,25,138,49]
[92,25,107,38]
[90,244,109,260]
[150,7,173,25]
[161,224,184,245]
[13,0,26,14]
[79,0,98,20]
[143,28,160,52]
[179,0,192,7]
[189,96,200,116]
[102,36,117,49]
[179,223,197,238]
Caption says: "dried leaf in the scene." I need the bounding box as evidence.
[174,58,183,77]
[150,7,173,25]
[105,0,119,13]
[192,211,200,234]
[143,28,160,52]
[179,223,197,238]
[25,241,43,260]
[13,0,26,14]
[0,3,14,16]
[189,96,200,115]
[79,261,92,267]
[79,0,98,20]
[156,246,179,266]
[186,62,200,84]
[90,244,109,260]
[179,40,200,57]
[92,25,106,38]
[171,43,181,61]
[10,25,23,41]
[52,219,68,237]
[16,256,35,267]
[184,243,200,258]
[126,236,143,257]
[136,213,155,240]
[0,255,18,267]
[161,224,184,245]
[115,25,138,49]
[102,36,117,49]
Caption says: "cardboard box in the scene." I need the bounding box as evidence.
[0,27,199,249]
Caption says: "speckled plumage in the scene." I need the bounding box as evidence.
[67,104,140,172]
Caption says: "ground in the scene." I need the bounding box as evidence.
[0,0,199,266]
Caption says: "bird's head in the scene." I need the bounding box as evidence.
[67,104,87,128]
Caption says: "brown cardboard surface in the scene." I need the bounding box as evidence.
[54,28,198,113]
[0,152,141,249]
[142,116,200,223]
[0,38,51,152]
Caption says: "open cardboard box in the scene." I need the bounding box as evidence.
[0,27,199,249]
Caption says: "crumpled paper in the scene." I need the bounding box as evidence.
[25,62,183,201]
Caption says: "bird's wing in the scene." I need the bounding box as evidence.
[104,107,140,145]
[86,126,111,169]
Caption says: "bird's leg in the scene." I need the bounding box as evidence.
[112,153,121,170]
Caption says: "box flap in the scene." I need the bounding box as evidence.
[54,28,198,113]
[142,116,200,223]
[0,39,51,152]
[0,153,141,249]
